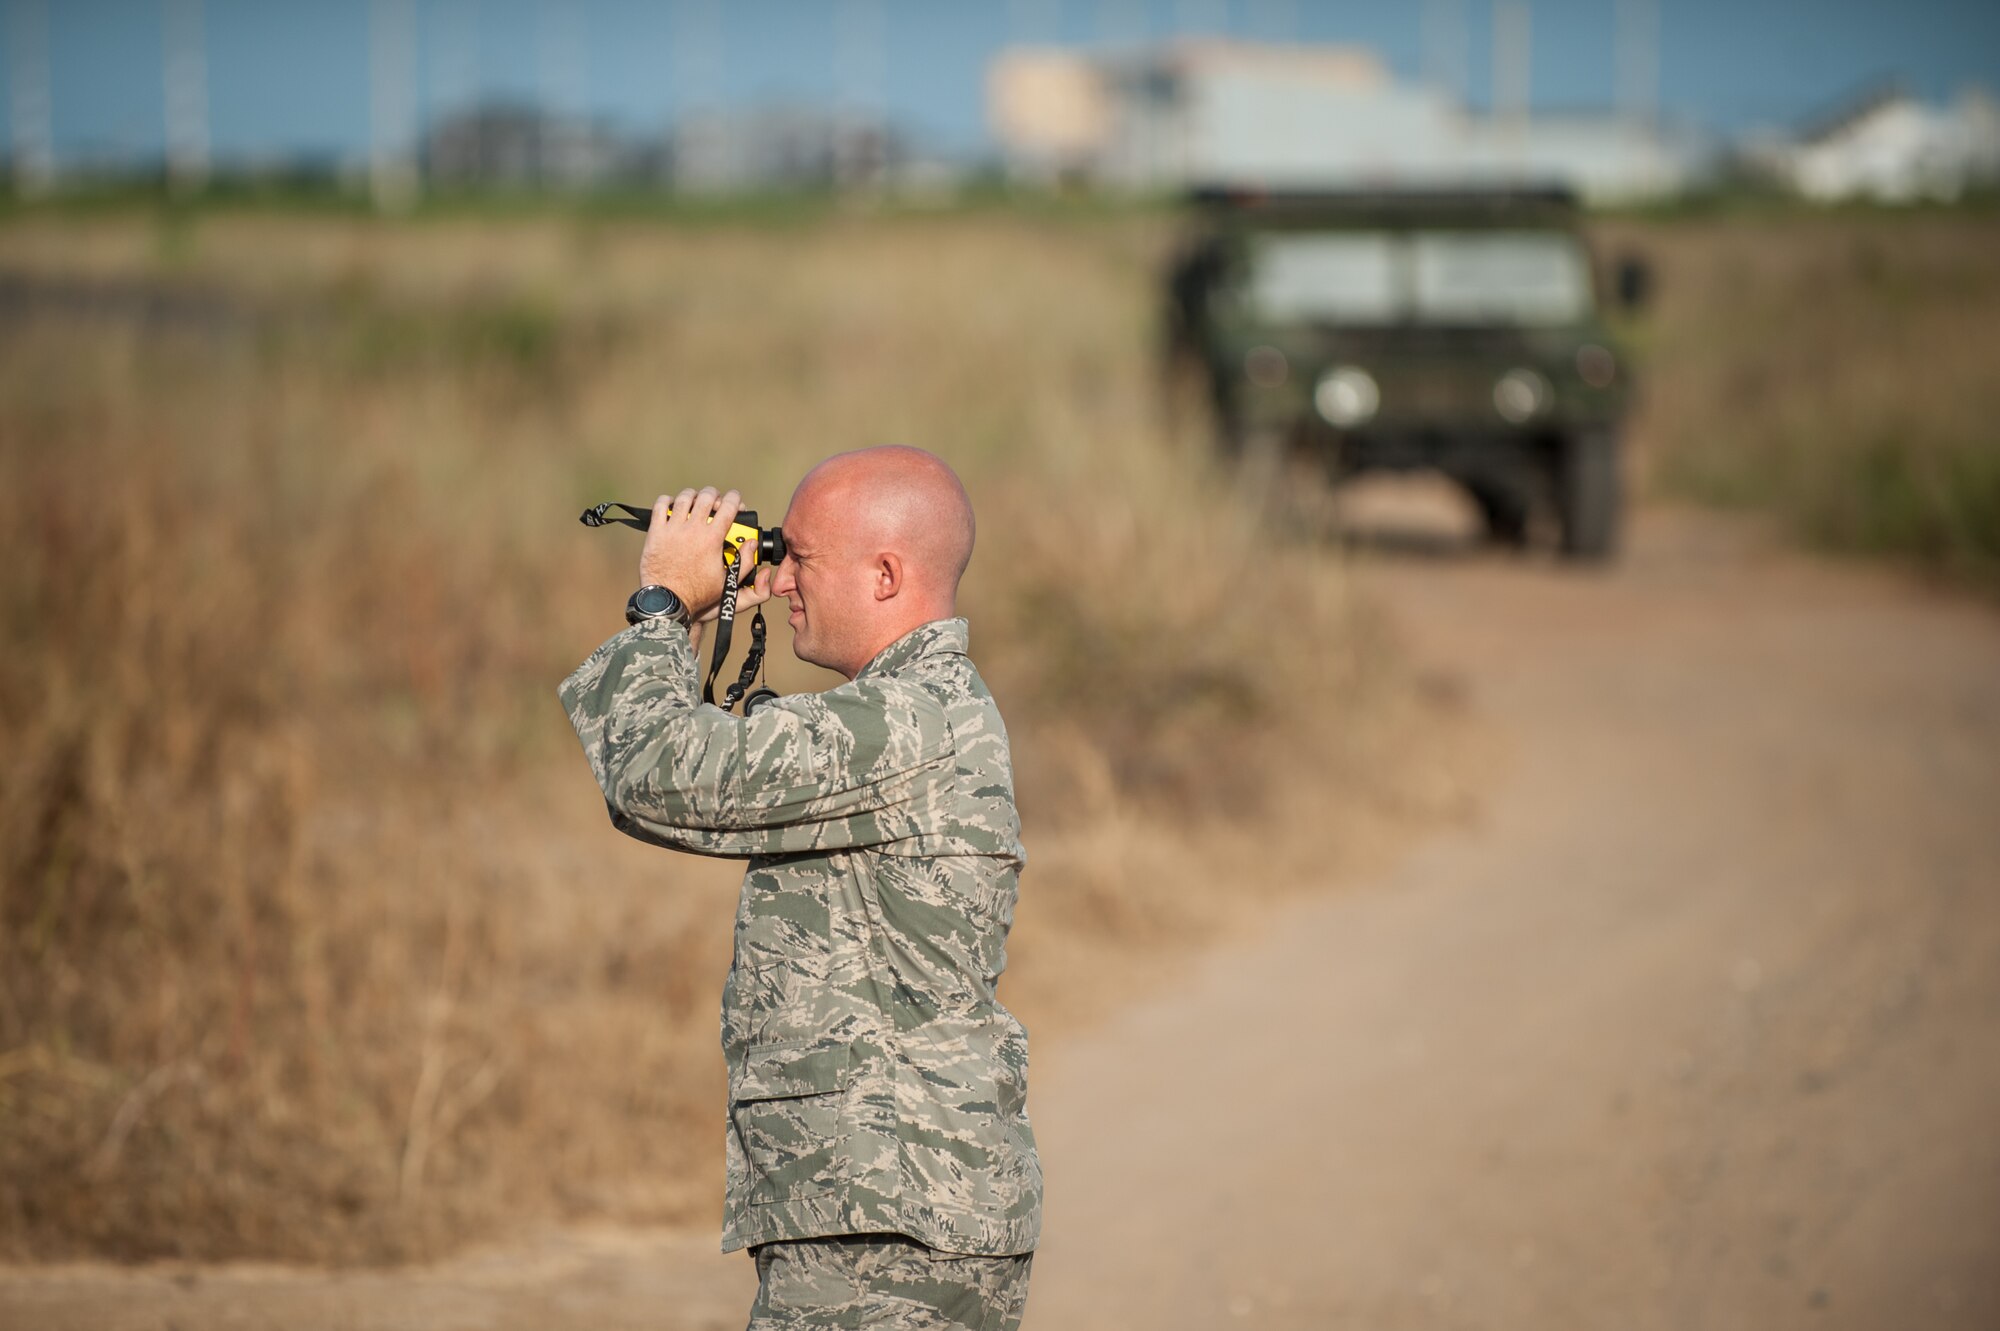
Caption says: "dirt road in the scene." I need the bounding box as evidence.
[7,494,1998,1330]
[1024,493,2000,1331]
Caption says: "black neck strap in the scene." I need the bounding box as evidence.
[702,558,740,707]
[580,501,652,531]
[723,604,768,712]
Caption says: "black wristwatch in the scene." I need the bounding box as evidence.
[626,584,690,627]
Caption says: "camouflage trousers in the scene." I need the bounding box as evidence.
[746,1233,1033,1330]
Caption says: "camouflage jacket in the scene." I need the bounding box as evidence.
[558,616,1041,1256]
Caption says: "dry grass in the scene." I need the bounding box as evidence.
[9,201,1987,1267]
[0,210,1435,1263]
[1605,210,2000,589]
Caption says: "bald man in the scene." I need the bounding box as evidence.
[559,447,1040,1330]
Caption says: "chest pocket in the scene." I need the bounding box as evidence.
[730,1039,857,1204]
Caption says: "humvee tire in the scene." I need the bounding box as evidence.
[1464,475,1532,549]
[1557,428,1622,561]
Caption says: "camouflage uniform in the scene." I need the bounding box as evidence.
[559,617,1041,1295]
[748,1234,1032,1330]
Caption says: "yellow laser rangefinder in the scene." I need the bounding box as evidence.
[578,500,787,576]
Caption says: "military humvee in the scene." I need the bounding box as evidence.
[1164,186,1646,559]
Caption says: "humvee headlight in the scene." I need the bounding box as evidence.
[1493,368,1552,424]
[1244,345,1289,387]
[1315,366,1380,428]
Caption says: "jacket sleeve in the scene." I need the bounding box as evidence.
[557,619,955,856]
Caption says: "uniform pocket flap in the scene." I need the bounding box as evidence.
[734,1040,854,1102]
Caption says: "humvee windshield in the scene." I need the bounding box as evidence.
[1248,229,1593,326]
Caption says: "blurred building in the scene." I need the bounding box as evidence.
[1741,85,2000,203]
[987,40,1702,202]
[670,108,906,194]
[425,102,647,190]
[421,100,914,194]
[986,48,1112,185]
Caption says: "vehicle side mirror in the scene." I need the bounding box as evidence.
[1614,255,1652,313]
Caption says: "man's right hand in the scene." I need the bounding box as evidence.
[644,487,774,649]
[641,487,746,622]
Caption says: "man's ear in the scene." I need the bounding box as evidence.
[874,552,903,602]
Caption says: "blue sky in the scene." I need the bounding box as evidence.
[8,0,2000,165]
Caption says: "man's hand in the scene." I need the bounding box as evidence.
[640,487,776,629]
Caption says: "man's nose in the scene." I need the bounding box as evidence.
[772,560,797,595]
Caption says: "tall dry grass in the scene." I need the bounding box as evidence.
[1607,211,2000,589]
[0,211,1427,1263]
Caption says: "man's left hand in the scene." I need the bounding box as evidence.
[640,487,744,622]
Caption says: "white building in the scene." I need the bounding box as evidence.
[987,40,1702,202]
[1773,87,2000,203]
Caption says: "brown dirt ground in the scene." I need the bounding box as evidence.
[5,486,1998,1330]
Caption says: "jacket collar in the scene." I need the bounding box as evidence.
[855,617,969,680]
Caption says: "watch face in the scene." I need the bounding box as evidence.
[635,586,675,616]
